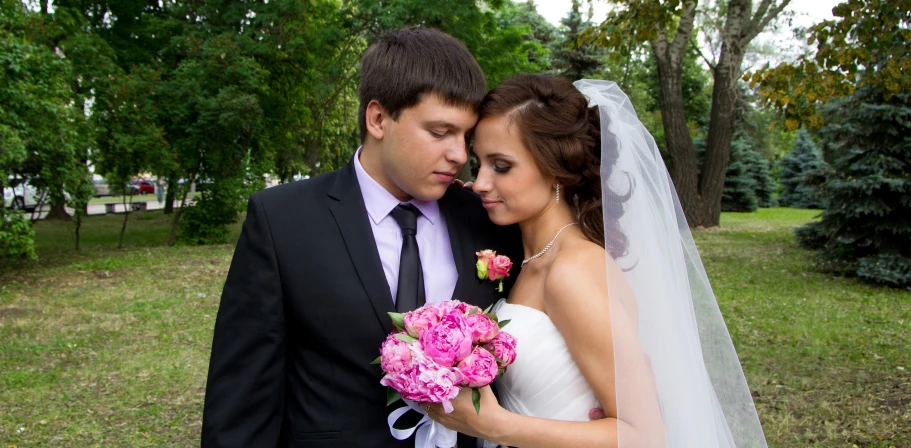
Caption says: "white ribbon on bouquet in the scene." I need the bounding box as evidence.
[387,399,458,448]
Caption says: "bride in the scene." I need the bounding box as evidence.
[426,75,767,447]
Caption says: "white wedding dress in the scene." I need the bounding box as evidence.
[491,298,599,421]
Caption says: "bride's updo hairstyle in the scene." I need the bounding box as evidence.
[478,74,628,258]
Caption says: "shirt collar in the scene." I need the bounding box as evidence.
[353,146,440,226]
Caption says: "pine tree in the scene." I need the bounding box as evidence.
[743,143,777,208]
[779,129,826,208]
[721,138,759,212]
[796,87,911,288]
[550,0,602,81]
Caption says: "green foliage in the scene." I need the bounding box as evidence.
[778,129,826,209]
[178,187,240,246]
[180,162,264,245]
[499,1,557,70]
[795,87,911,288]
[0,210,37,259]
[856,254,911,289]
[719,138,760,212]
[93,66,164,194]
[1,1,93,224]
[750,0,911,130]
[550,0,603,81]
[697,132,776,212]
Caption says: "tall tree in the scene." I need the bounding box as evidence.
[157,32,266,245]
[93,66,164,248]
[552,0,603,80]
[1,0,90,234]
[590,0,792,227]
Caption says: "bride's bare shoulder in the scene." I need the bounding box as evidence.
[542,238,609,307]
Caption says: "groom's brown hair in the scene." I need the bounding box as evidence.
[358,27,487,142]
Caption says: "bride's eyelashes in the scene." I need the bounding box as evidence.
[493,163,511,173]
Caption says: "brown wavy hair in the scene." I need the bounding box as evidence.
[478,74,628,258]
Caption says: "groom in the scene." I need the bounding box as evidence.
[201,27,523,447]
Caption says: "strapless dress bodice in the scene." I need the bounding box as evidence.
[492,299,599,422]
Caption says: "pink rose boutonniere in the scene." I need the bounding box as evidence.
[476,249,513,292]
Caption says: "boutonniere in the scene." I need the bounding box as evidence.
[476,249,513,293]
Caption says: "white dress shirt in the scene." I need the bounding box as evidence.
[353,147,458,304]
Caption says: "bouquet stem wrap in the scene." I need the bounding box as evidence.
[387,399,457,448]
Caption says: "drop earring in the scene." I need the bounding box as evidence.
[555,184,561,203]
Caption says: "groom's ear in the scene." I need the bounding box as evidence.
[365,99,389,141]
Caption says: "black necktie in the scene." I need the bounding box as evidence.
[391,204,425,313]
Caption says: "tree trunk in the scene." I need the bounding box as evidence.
[75,213,82,251]
[118,192,131,248]
[700,48,746,227]
[654,53,705,226]
[164,184,176,214]
[168,175,195,246]
[45,199,72,221]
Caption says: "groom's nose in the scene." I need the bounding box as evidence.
[444,135,469,167]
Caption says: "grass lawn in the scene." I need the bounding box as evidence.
[1,208,909,446]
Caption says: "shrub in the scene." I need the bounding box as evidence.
[0,210,37,259]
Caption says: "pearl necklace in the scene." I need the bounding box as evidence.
[521,222,578,267]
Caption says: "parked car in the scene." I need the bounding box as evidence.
[130,179,155,195]
[3,176,43,211]
[93,177,111,197]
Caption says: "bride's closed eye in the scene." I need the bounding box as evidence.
[493,163,511,173]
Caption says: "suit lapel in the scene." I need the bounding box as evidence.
[440,189,475,303]
[328,162,395,335]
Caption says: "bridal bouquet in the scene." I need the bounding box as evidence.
[374,300,517,447]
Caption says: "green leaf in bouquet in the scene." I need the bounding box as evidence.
[388,312,406,331]
[493,355,505,364]
[370,355,382,365]
[395,333,417,344]
[387,387,403,406]
[472,388,481,415]
[486,312,499,323]
[497,319,511,329]
[483,303,494,314]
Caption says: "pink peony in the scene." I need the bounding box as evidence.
[484,331,518,368]
[379,333,413,374]
[488,255,513,281]
[456,347,499,388]
[465,313,500,344]
[419,312,473,367]
[403,306,444,338]
[380,343,464,410]
[432,300,480,317]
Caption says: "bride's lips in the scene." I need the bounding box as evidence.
[481,199,501,210]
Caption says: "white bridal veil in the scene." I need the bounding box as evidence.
[573,80,767,448]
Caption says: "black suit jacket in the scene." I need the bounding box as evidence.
[202,161,522,447]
